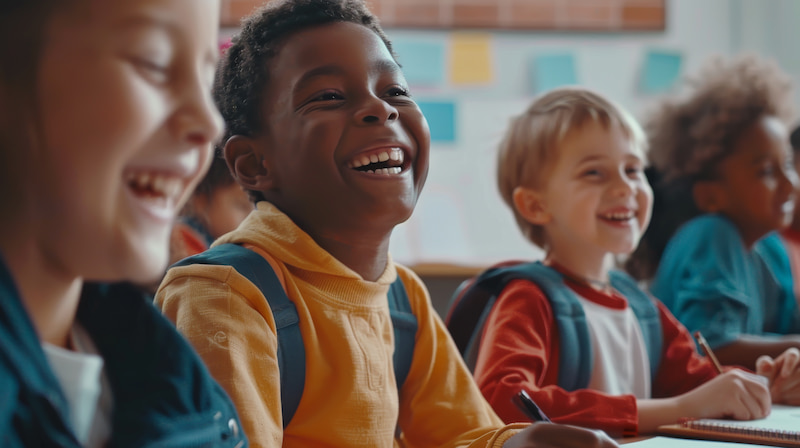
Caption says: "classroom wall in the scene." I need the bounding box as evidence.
[387,0,739,268]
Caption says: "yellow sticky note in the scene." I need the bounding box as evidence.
[450,33,493,84]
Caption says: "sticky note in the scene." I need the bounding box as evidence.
[450,33,493,84]
[530,53,578,93]
[417,101,456,143]
[641,50,683,93]
[392,40,445,86]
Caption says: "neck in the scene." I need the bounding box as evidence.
[310,231,391,282]
[0,222,82,349]
[545,243,614,287]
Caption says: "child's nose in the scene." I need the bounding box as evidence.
[172,78,224,147]
[611,173,636,197]
[355,95,399,125]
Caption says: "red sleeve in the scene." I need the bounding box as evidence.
[652,300,720,397]
[472,279,639,437]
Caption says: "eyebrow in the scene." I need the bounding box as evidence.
[293,58,404,94]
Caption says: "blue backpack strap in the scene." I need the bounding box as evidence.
[470,262,593,391]
[609,270,663,382]
[387,278,417,393]
[171,243,305,429]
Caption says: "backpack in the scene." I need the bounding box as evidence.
[445,261,662,391]
[172,243,418,428]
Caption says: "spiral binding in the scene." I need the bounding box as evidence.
[680,418,800,442]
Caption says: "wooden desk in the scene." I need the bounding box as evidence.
[409,263,487,318]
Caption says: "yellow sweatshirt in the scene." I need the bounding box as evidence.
[155,202,524,447]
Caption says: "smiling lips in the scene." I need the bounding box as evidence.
[125,171,183,203]
[599,209,636,222]
[348,147,404,175]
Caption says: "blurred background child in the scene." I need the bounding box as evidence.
[0,0,246,446]
[169,154,252,265]
[633,55,800,370]
[750,124,800,340]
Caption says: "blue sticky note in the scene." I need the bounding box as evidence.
[392,40,445,86]
[417,101,456,143]
[530,53,578,94]
[641,50,683,93]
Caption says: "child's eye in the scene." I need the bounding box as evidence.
[311,91,344,102]
[130,57,170,84]
[385,86,410,98]
[582,169,601,178]
[626,166,644,178]
[758,164,776,177]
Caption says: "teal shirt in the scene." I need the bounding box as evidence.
[753,232,800,335]
[650,214,763,349]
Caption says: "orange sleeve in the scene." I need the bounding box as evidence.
[473,279,638,437]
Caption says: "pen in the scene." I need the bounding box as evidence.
[694,331,724,374]
[512,390,552,423]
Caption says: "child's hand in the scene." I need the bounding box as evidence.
[757,347,800,405]
[678,369,771,420]
[502,423,618,448]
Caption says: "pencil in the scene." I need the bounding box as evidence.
[694,331,724,374]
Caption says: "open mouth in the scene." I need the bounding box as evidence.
[125,171,183,203]
[599,210,636,222]
[348,147,405,175]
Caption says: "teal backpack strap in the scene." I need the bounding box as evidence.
[172,245,419,428]
[171,243,305,429]
[387,278,417,392]
[515,263,593,391]
[469,262,593,391]
[609,270,662,382]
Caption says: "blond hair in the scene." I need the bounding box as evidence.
[496,87,646,248]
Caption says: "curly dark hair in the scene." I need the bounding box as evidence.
[213,0,393,203]
[626,54,795,280]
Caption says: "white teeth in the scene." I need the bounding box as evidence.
[127,171,182,198]
[348,147,406,172]
[603,211,634,220]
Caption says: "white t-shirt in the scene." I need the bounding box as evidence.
[576,290,652,399]
[42,324,113,447]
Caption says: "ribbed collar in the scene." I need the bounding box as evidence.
[214,201,398,309]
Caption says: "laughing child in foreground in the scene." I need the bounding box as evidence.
[0,0,246,446]
[472,87,800,437]
[633,56,800,370]
[155,0,618,447]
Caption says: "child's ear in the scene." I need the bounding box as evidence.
[223,135,276,192]
[692,180,728,213]
[512,186,551,225]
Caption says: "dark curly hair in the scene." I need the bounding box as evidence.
[626,54,796,280]
[213,0,393,203]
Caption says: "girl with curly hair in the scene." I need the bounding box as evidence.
[633,55,800,374]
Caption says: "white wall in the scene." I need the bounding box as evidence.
[388,0,739,267]
[735,0,800,110]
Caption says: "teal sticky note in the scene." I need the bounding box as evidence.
[530,53,578,94]
[641,50,683,93]
[392,40,445,86]
[417,101,456,143]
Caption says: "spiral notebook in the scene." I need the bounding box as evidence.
[658,405,800,448]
